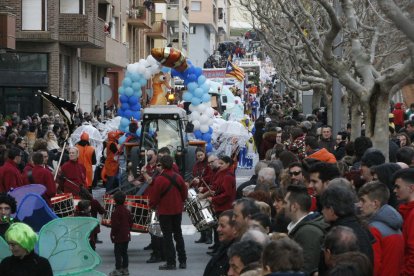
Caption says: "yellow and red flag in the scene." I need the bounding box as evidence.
[225,61,245,82]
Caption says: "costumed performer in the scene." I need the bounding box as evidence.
[58,147,87,196]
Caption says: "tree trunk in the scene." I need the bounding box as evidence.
[364,85,390,160]
[341,91,349,131]
[350,94,362,140]
[312,88,322,110]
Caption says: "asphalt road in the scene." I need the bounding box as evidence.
[94,167,254,275]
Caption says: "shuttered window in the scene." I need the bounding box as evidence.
[22,0,47,30]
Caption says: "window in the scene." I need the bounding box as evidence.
[60,0,85,14]
[218,8,223,19]
[189,25,196,34]
[22,0,47,31]
[191,1,201,11]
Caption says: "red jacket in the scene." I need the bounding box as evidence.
[192,160,212,189]
[211,167,236,212]
[306,148,337,163]
[393,103,405,127]
[26,165,57,206]
[110,204,133,243]
[0,160,23,193]
[369,204,404,276]
[59,160,87,195]
[400,201,414,275]
[149,169,187,215]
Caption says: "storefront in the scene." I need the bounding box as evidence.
[0,52,47,117]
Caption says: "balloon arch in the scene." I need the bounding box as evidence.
[117,47,215,152]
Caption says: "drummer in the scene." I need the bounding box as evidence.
[191,147,213,245]
[58,147,87,196]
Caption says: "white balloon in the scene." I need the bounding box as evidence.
[204,101,212,107]
[189,104,195,112]
[150,64,161,74]
[127,63,137,73]
[208,118,214,125]
[136,64,145,74]
[205,107,214,117]
[144,71,152,80]
[191,111,201,121]
[199,114,209,123]
[192,120,200,130]
[147,55,158,65]
[200,124,209,133]
[197,103,207,113]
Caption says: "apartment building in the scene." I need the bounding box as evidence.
[217,0,230,42]
[0,0,169,117]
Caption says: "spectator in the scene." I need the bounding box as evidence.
[308,162,340,197]
[358,181,404,276]
[255,167,277,193]
[203,210,238,276]
[319,126,336,153]
[328,251,372,276]
[396,147,414,167]
[393,168,414,275]
[237,161,267,199]
[227,240,263,276]
[360,148,385,182]
[0,193,17,238]
[284,185,328,274]
[271,189,290,233]
[287,162,305,185]
[305,136,336,163]
[233,198,260,234]
[262,238,305,276]
[320,185,374,263]
[370,163,402,208]
[334,131,348,160]
[322,226,359,268]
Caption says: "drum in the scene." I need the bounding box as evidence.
[101,194,152,233]
[185,198,217,231]
[148,211,163,237]
[51,193,75,217]
[187,188,198,200]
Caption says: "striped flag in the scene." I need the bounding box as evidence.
[225,61,245,82]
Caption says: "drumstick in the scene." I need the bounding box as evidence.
[199,177,214,195]
[144,149,148,167]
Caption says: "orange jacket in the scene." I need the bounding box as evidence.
[76,144,95,187]
[306,148,337,163]
[104,141,119,176]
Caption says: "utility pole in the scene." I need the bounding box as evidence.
[332,0,342,135]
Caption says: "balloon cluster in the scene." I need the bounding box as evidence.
[172,63,214,152]
[117,55,161,132]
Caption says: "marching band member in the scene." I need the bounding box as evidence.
[58,147,87,196]
[76,132,97,190]
[149,155,188,270]
[104,131,120,193]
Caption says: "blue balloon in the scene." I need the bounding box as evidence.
[171,69,180,77]
[126,71,133,78]
[136,127,142,137]
[194,88,204,98]
[130,73,141,82]
[125,87,134,96]
[139,78,147,87]
[128,96,138,106]
[191,97,201,106]
[182,92,193,102]
[118,134,127,144]
[134,91,143,98]
[122,77,132,87]
[202,133,212,142]
[197,75,206,85]
[187,59,192,65]
[187,82,198,92]
[161,67,171,73]
[120,117,130,128]
[201,93,211,102]
[208,127,213,134]
[183,79,190,86]
[118,86,125,95]
[194,67,203,78]
[121,103,130,111]
[124,110,133,119]
[132,82,141,91]
[117,109,124,117]
[120,95,129,104]
[130,104,141,111]
[132,111,141,120]
[188,74,197,83]
[201,83,210,93]
[206,143,213,153]
[194,130,202,139]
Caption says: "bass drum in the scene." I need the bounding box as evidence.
[185,198,217,231]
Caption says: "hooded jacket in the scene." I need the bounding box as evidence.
[392,103,405,127]
[306,148,337,163]
[288,214,329,274]
[399,201,414,275]
[369,204,404,276]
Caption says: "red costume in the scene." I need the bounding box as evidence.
[211,167,236,213]
[0,160,23,193]
[149,169,187,215]
[110,204,133,243]
[191,159,212,190]
[392,103,405,128]
[25,165,57,206]
[399,201,414,275]
[59,160,87,195]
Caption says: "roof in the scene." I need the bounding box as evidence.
[143,105,187,119]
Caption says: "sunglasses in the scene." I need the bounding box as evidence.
[156,163,161,167]
[289,171,302,176]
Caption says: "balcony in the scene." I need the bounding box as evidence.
[166,4,189,23]
[0,13,16,49]
[59,14,105,48]
[81,36,128,67]
[153,0,170,3]
[127,6,151,29]
[146,20,168,40]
